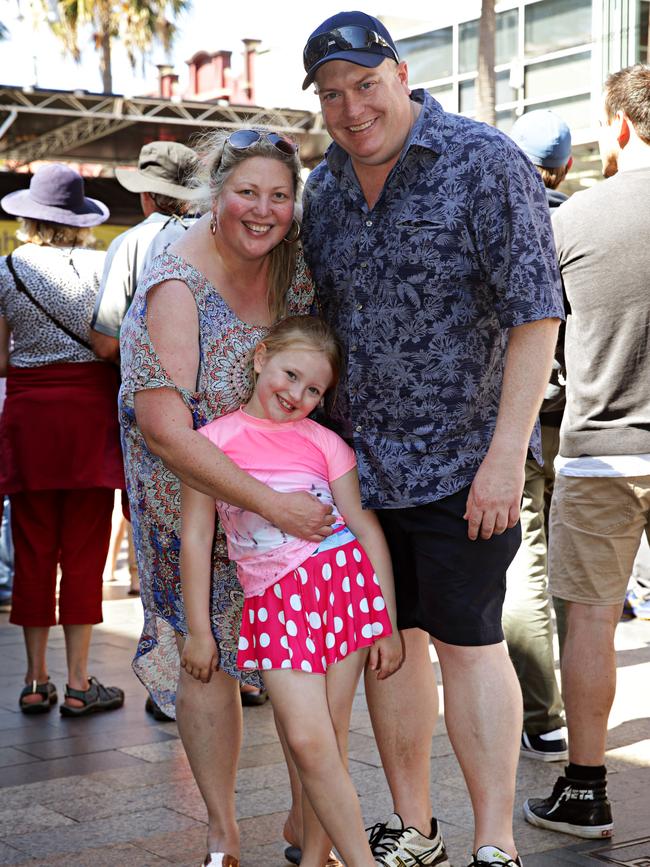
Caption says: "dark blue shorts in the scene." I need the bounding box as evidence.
[377,485,521,647]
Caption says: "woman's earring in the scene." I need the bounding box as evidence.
[283,217,301,244]
[209,212,217,235]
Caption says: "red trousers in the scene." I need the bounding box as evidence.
[9,488,114,627]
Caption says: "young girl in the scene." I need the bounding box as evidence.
[180,316,403,867]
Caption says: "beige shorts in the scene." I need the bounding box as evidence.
[549,474,650,605]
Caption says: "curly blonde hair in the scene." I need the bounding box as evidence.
[16,218,95,248]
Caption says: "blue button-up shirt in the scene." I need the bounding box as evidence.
[303,91,564,509]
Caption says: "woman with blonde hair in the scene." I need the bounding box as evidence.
[119,126,333,866]
[0,163,125,716]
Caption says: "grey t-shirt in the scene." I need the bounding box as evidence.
[553,166,650,457]
[91,213,195,338]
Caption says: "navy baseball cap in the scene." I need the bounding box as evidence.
[302,11,399,90]
[510,110,572,168]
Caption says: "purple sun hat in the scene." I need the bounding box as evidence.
[1,163,109,227]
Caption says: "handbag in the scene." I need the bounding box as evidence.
[5,252,92,351]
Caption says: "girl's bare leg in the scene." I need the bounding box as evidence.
[175,635,242,858]
[265,650,374,867]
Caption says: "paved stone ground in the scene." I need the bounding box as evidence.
[0,561,648,866]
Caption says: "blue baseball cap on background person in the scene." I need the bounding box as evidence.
[302,11,399,90]
[510,109,572,168]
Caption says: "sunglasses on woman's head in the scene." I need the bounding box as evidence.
[225,129,297,156]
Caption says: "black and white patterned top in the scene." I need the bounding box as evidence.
[0,243,105,367]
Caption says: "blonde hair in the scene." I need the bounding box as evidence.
[191,121,302,322]
[16,218,95,248]
[258,316,343,389]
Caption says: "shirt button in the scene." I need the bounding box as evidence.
[365,219,373,227]
[360,261,368,269]
[356,303,363,311]
[355,425,362,433]
[350,344,358,352]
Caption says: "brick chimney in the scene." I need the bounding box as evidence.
[242,39,261,103]
[157,64,179,100]
[185,50,232,101]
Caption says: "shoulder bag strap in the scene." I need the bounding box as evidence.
[6,252,92,351]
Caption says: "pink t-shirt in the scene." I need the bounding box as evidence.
[198,408,357,596]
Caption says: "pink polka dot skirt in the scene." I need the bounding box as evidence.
[237,526,392,674]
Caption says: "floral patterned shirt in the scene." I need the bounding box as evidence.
[303,90,565,509]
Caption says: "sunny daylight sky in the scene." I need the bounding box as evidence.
[1,1,441,111]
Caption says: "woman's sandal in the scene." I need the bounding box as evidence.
[203,854,239,866]
[19,679,57,715]
[59,676,125,717]
[283,844,343,866]
[240,684,269,707]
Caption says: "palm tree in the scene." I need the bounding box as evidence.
[30,0,190,94]
[476,0,496,126]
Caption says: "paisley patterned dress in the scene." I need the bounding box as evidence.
[118,250,314,717]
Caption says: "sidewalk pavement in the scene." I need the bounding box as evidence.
[0,570,648,866]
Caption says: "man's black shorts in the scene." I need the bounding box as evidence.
[377,485,521,646]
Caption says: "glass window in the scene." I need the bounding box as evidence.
[496,9,519,65]
[525,51,591,100]
[459,10,519,75]
[397,27,453,83]
[459,71,517,115]
[640,1,649,64]
[525,94,591,130]
[496,109,518,132]
[525,0,592,58]
[428,83,456,113]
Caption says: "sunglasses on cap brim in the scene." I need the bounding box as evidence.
[303,25,399,72]
[225,129,297,156]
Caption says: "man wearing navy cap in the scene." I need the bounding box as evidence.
[301,11,565,867]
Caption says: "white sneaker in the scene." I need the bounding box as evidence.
[470,845,522,865]
[369,813,450,866]
[520,728,568,762]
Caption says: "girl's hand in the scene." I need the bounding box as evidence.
[368,631,404,680]
[180,632,220,683]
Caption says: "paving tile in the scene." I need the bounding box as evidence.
[0,803,74,837]
[3,806,200,857]
[0,841,29,866]
[0,775,115,811]
[89,758,193,791]
[0,747,147,788]
[119,739,186,764]
[0,747,39,768]
[130,826,207,863]
[0,725,72,750]
[17,725,178,760]
[25,842,172,866]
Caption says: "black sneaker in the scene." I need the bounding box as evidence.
[520,729,568,762]
[523,775,613,838]
[469,845,522,865]
[368,813,450,866]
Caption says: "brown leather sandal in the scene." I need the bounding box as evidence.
[19,679,57,714]
[60,676,124,717]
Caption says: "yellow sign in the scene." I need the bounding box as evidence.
[0,220,131,256]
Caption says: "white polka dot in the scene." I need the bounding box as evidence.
[274,582,283,598]
[308,612,322,630]
[281,658,292,669]
[262,658,272,669]
[280,635,289,649]
[315,587,321,602]
[356,572,365,587]
[321,656,327,669]
[286,619,298,636]
[372,621,384,636]
[341,576,351,592]
[298,567,309,585]
[259,632,270,647]
[306,637,316,653]
[252,635,257,647]
[321,562,332,580]
[373,573,380,585]
[335,549,347,567]
[238,636,249,650]
[373,596,386,611]
[353,548,363,562]
[361,624,373,639]
[301,660,312,672]
[325,632,335,649]
[329,592,336,605]
[258,607,268,622]
[248,609,255,624]
[278,610,286,624]
[339,641,348,656]
[334,616,344,633]
[290,594,302,611]
[347,603,354,618]
[359,598,369,614]
[322,610,328,625]
[243,659,257,669]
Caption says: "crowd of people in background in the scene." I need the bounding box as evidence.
[0,9,649,867]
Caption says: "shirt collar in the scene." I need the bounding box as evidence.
[324,89,449,179]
